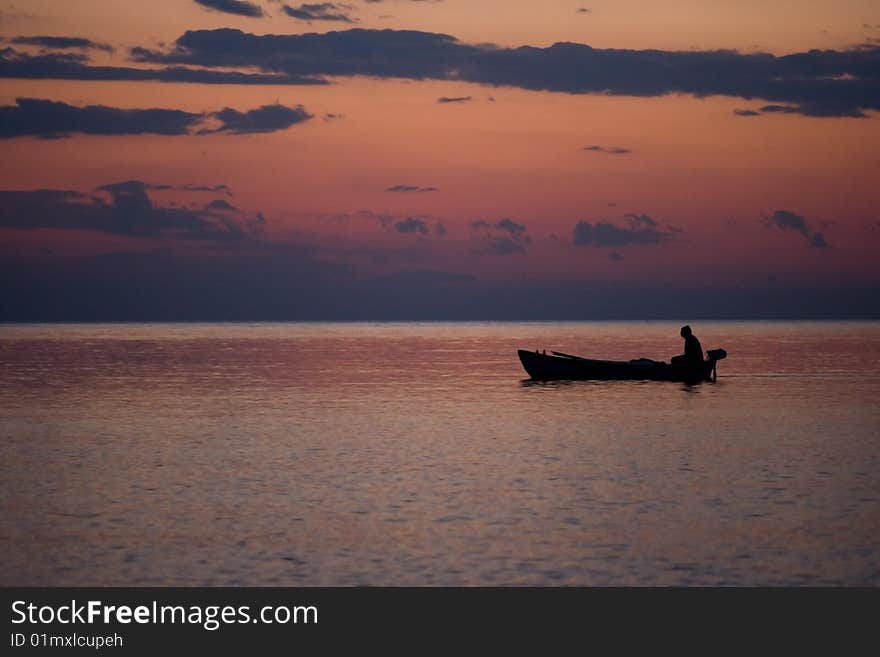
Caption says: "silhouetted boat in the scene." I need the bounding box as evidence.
[517,348,727,383]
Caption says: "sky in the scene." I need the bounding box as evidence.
[1,0,879,320]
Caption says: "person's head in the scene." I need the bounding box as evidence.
[680,325,692,338]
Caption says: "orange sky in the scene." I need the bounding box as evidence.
[1,1,879,318]
[4,0,879,52]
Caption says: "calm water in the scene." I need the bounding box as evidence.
[1,321,879,586]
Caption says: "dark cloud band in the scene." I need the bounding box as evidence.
[0,49,328,86]
[128,28,880,118]
[0,180,259,241]
[11,35,114,52]
[0,98,202,138]
[0,98,314,139]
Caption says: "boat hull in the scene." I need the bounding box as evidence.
[517,349,717,383]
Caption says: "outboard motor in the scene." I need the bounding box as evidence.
[706,348,727,381]
[707,348,727,361]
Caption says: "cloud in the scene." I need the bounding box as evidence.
[494,217,528,236]
[583,145,632,154]
[437,96,472,103]
[129,28,880,118]
[810,232,829,248]
[765,210,830,248]
[0,97,202,138]
[385,216,446,236]
[206,199,237,210]
[760,103,868,118]
[766,209,810,237]
[0,48,328,85]
[310,209,447,238]
[751,106,792,116]
[470,218,531,255]
[470,218,528,235]
[625,213,658,227]
[313,208,394,227]
[193,0,264,17]
[610,251,623,261]
[181,184,233,195]
[11,36,114,52]
[385,184,438,192]
[735,103,869,118]
[0,180,261,241]
[573,214,677,247]
[283,3,355,22]
[201,104,313,134]
[394,217,429,235]
[0,98,314,139]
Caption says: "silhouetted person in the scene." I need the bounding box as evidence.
[671,325,703,365]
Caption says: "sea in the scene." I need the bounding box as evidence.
[1,321,878,586]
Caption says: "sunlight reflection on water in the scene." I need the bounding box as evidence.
[1,321,878,585]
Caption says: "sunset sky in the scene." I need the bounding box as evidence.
[1,0,879,319]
